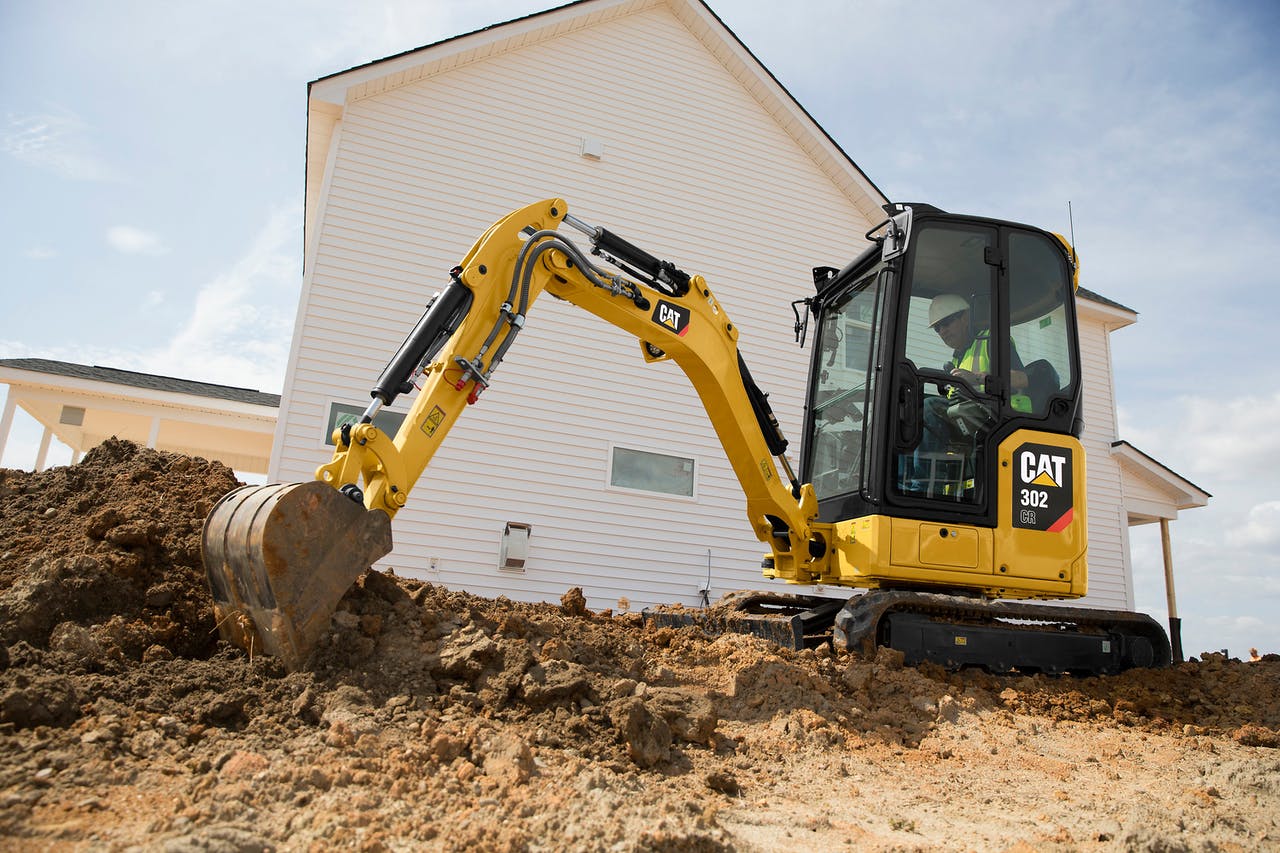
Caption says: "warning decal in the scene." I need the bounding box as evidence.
[1013,443,1073,531]
[420,405,446,437]
[651,300,691,336]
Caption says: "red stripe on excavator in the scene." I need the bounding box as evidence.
[1047,508,1073,532]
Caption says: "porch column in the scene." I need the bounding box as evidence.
[147,416,161,449]
[34,426,52,472]
[1160,518,1183,663]
[0,390,14,464]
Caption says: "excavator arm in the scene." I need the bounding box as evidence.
[203,198,827,668]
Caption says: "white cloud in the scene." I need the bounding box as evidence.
[1229,501,1280,549]
[106,226,168,256]
[1118,388,1280,657]
[23,246,56,260]
[1119,392,1280,485]
[145,202,302,392]
[2,203,301,395]
[1199,614,1269,652]
[2,110,122,182]
[1227,615,1266,632]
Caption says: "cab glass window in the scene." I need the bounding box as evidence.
[901,226,995,379]
[1006,231,1074,416]
[807,272,880,500]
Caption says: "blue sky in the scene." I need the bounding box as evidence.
[2,0,1277,659]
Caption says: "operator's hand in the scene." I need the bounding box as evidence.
[950,367,984,387]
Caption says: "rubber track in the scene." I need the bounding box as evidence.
[833,589,1172,669]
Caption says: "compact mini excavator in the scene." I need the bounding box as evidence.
[201,198,1170,673]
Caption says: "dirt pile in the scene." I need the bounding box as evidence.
[1,440,1278,851]
[0,438,237,668]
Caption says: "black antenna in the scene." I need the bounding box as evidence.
[1067,201,1079,270]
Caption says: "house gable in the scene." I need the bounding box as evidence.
[303,0,886,249]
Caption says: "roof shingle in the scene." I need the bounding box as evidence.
[0,358,281,408]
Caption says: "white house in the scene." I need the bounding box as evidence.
[274,0,1207,616]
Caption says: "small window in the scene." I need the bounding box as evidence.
[609,446,696,497]
[843,323,871,370]
[323,402,407,446]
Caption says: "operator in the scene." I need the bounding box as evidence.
[916,294,1032,471]
[929,293,1030,400]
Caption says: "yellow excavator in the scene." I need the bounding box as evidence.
[202,198,1170,674]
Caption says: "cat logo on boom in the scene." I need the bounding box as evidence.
[1012,443,1073,532]
[652,300,690,336]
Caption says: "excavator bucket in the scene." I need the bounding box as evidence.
[201,481,393,670]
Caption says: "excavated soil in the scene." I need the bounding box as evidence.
[1,439,1278,851]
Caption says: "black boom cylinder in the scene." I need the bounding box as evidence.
[738,353,788,457]
[595,228,691,295]
[370,276,474,407]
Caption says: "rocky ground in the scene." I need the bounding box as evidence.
[0,439,1277,852]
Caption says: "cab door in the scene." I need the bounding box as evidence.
[890,220,1002,514]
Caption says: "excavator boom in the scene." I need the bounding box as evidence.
[202,199,824,668]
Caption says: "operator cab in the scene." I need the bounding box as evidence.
[800,204,1081,528]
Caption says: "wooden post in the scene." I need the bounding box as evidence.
[1160,518,1183,662]
[0,390,15,465]
[34,427,52,472]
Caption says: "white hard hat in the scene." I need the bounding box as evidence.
[928,294,969,327]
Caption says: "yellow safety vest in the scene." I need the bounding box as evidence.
[953,333,989,375]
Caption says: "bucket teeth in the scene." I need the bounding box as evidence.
[201,481,393,670]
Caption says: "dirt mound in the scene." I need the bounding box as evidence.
[0,438,238,665]
[1,441,1278,851]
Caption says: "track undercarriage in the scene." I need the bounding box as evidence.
[644,589,1171,675]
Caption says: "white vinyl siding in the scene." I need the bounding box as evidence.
[275,5,879,612]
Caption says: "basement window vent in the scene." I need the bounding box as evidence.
[499,522,532,572]
[59,406,85,426]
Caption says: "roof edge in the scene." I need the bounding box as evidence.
[679,0,888,207]
[1111,439,1211,505]
[0,358,282,409]
[306,0,888,215]
[1078,286,1137,315]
